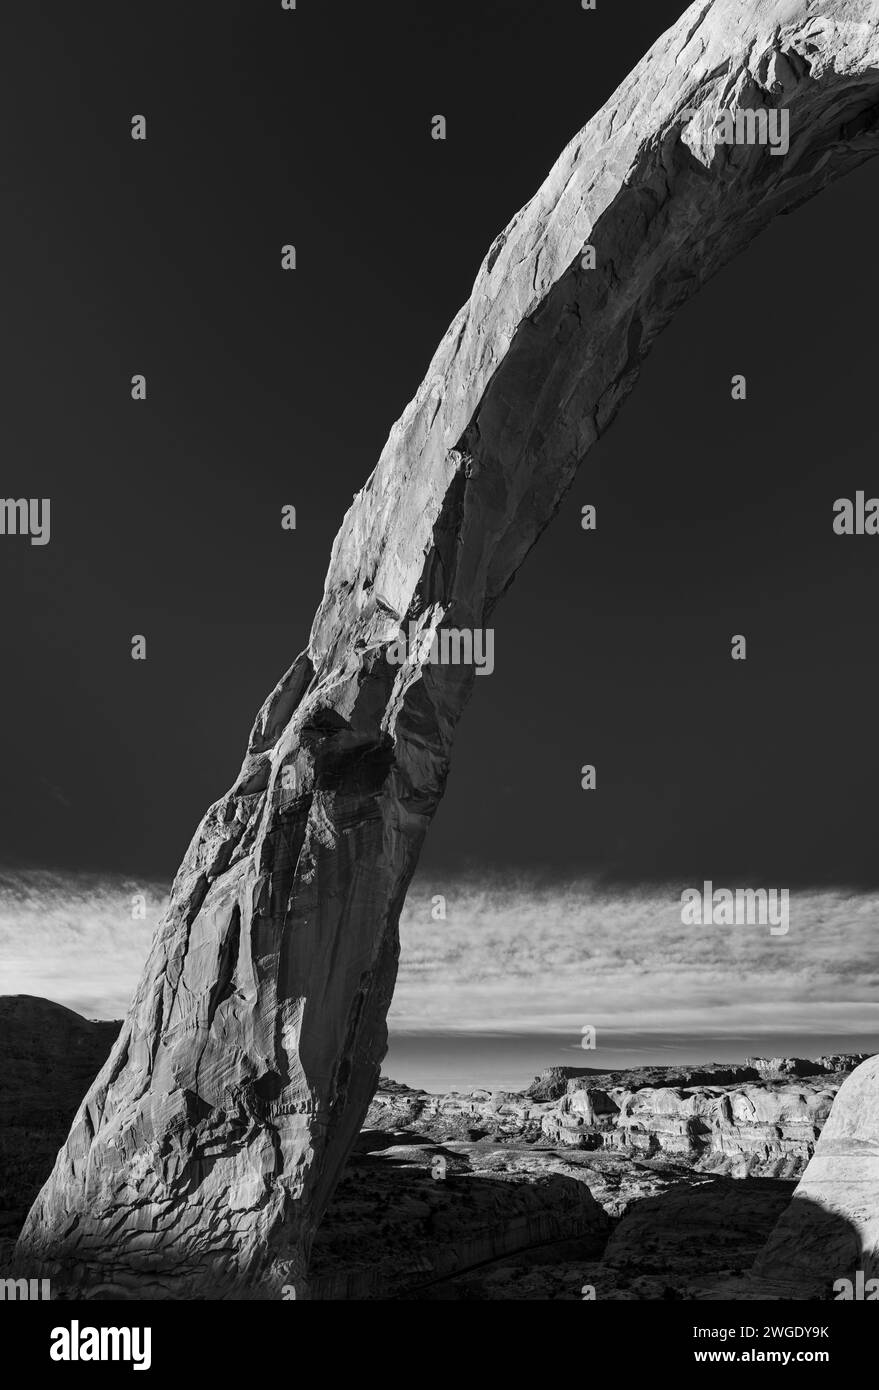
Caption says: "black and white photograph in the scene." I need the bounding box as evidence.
[2,0,879,1366]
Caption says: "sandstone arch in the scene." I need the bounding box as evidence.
[17,0,879,1298]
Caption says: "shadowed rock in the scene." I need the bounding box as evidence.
[753,1053,879,1297]
[16,0,879,1298]
[0,998,121,1237]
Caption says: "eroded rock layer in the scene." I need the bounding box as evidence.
[17,0,879,1297]
[367,1057,867,1179]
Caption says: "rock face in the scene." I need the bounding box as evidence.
[16,0,879,1298]
[542,1079,836,1176]
[310,1136,792,1301]
[309,1137,611,1300]
[367,1059,865,1179]
[753,1054,879,1297]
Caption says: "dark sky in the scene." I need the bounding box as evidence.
[2,0,879,887]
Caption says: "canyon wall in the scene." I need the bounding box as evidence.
[367,1058,868,1179]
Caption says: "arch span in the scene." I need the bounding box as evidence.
[16,0,879,1298]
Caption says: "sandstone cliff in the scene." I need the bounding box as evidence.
[368,1057,868,1179]
[16,0,879,1297]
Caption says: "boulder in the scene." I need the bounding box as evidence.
[753,1054,879,1297]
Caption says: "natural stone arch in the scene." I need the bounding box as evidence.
[16,0,879,1298]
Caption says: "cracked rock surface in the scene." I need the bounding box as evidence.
[16,0,879,1297]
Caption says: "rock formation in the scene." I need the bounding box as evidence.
[526,1055,871,1103]
[367,1059,866,1179]
[753,1053,879,1296]
[16,0,879,1297]
[310,1136,611,1300]
[2,999,871,1297]
[543,1077,835,1175]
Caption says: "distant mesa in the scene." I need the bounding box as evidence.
[527,1055,872,1103]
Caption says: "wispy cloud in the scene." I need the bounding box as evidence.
[1,868,877,1042]
[393,876,879,1038]
[0,868,164,1019]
